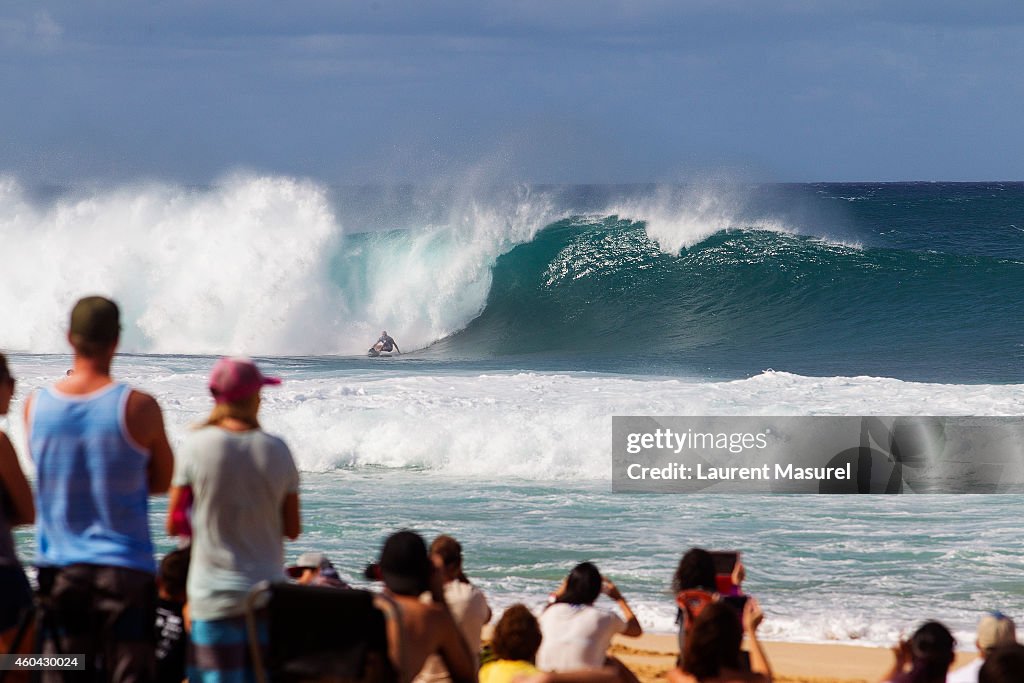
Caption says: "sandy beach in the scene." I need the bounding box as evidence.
[609,633,978,683]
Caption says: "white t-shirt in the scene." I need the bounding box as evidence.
[536,603,626,671]
[173,426,300,621]
[946,657,982,683]
[413,581,492,683]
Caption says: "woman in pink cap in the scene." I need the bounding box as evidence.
[166,357,300,683]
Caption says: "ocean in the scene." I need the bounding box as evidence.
[4,178,1024,649]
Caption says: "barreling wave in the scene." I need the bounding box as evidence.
[432,217,1024,380]
[3,174,1022,379]
[0,174,554,355]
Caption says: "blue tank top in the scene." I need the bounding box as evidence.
[30,383,155,573]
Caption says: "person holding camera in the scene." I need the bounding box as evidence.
[668,599,772,683]
[880,621,955,683]
[536,562,642,674]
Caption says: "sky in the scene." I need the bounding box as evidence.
[1,1,1023,184]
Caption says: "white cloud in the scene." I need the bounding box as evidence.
[0,11,63,50]
[34,11,64,44]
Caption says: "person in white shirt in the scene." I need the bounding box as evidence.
[414,535,492,683]
[536,562,642,673]
[948,612,1017,683]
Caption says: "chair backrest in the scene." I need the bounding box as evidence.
[675,589,717,629]
[247,582,399,683]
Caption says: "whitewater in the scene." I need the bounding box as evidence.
[4,175,1024,649]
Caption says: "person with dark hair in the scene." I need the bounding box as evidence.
[979,643,1024,683]
[167,356,300,683]
[155,548,191,683]
[673,548,719,657]
[536,562,642,672]
[374,530,477,683]
[414,535,492,683]
[880,621,956,683]
[370,331,401,356]
[26,296,175,682]
[673,549,718,596]
[481,605,619,683]
[668,600,771,683]
[0,353,34,657]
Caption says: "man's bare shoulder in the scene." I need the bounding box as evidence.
[396,595,454,627]
[124,388,167,444]
[125,388,161,415]
[423,601,462,634]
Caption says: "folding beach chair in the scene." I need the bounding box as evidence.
[675,589,751,671]
[245,582,402,683]
[675,589,716,629]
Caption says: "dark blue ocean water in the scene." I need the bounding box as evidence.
[8,180,1022,382]
[335,182,1024,383]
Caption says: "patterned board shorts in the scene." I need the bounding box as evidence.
[188,615,268,683]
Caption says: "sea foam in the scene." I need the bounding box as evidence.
[7,357,1020,479]
[0,175,555,356]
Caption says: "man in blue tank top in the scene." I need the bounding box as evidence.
[26,296,175,683]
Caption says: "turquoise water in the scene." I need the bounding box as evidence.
[9,352,1024,648]
[282,474,1024,649]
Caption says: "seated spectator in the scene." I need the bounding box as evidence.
[668,600,771,683]
[155,548,191,683]
[880,621,955,683]
[374,530,477,683]
[979,643,1024,683]
[481,604,618,683]
[536,562,642,673]
[287,551,350,588]
[948,611,1016,683]
[672,548,719,658]
[415,535,492,683]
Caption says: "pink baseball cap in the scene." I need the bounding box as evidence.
[208,357,281,404]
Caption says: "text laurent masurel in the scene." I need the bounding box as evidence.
[702,463,850,480]
[626,463,851,480]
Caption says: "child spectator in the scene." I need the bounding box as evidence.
[482,604,619,683]
[155,548,191,683]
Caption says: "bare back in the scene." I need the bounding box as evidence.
[390,593,476,683]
